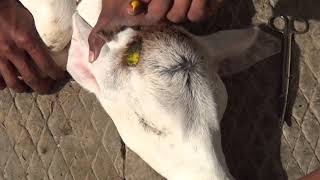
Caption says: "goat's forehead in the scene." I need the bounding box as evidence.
[92,26,199,85]
[139,30,200,69]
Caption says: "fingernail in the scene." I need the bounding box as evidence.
[127,7,136,16]
[128,0,145,16]
[131,0,141,11]
[89,51,95,63]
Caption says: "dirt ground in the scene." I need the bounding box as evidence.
[0,0,319,180]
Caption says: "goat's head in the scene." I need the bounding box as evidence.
[67,12,280,180]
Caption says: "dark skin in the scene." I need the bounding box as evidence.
[88,0,225,62]
[0,0,65,94]
[300,169,320,180]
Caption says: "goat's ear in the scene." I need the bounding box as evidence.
[67,12,100,93]
[67,12,92,69]
[193,27,281,76]
[71,12,92,48]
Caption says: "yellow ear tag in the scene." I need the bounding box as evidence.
[127,51,140,66]
[126,39,142,66]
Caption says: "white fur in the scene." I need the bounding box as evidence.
[22,0,280,179]
[20,0,76,51]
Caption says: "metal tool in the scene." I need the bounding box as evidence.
[268,15,309,126]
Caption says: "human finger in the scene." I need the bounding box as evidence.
[167,0,192,23]
[6,46,53,93]
[0,58,27,92]
[16,31,66,80]
[145,0,172,24]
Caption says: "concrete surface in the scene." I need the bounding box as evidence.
[0,0,319,180]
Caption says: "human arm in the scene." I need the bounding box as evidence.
[0,0,65,93]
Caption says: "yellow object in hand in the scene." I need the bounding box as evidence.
[130,0,142,12]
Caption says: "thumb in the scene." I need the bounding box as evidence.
[88,11,112,63]
[88,27,107,63]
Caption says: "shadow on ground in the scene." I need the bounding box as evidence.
[186,0,319,179]
[215,0,320,179]
[215,1,287,180]
[273,0,320,20]
[221,53,286,180]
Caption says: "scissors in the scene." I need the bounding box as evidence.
[268,15,309,127]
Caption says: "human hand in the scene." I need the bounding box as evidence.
[88,0,224,62]
[0,0,65,94]
[301,169,320,180]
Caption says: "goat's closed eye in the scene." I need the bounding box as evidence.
[135,112,166,136]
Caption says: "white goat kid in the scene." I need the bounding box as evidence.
[20,0,280,179]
